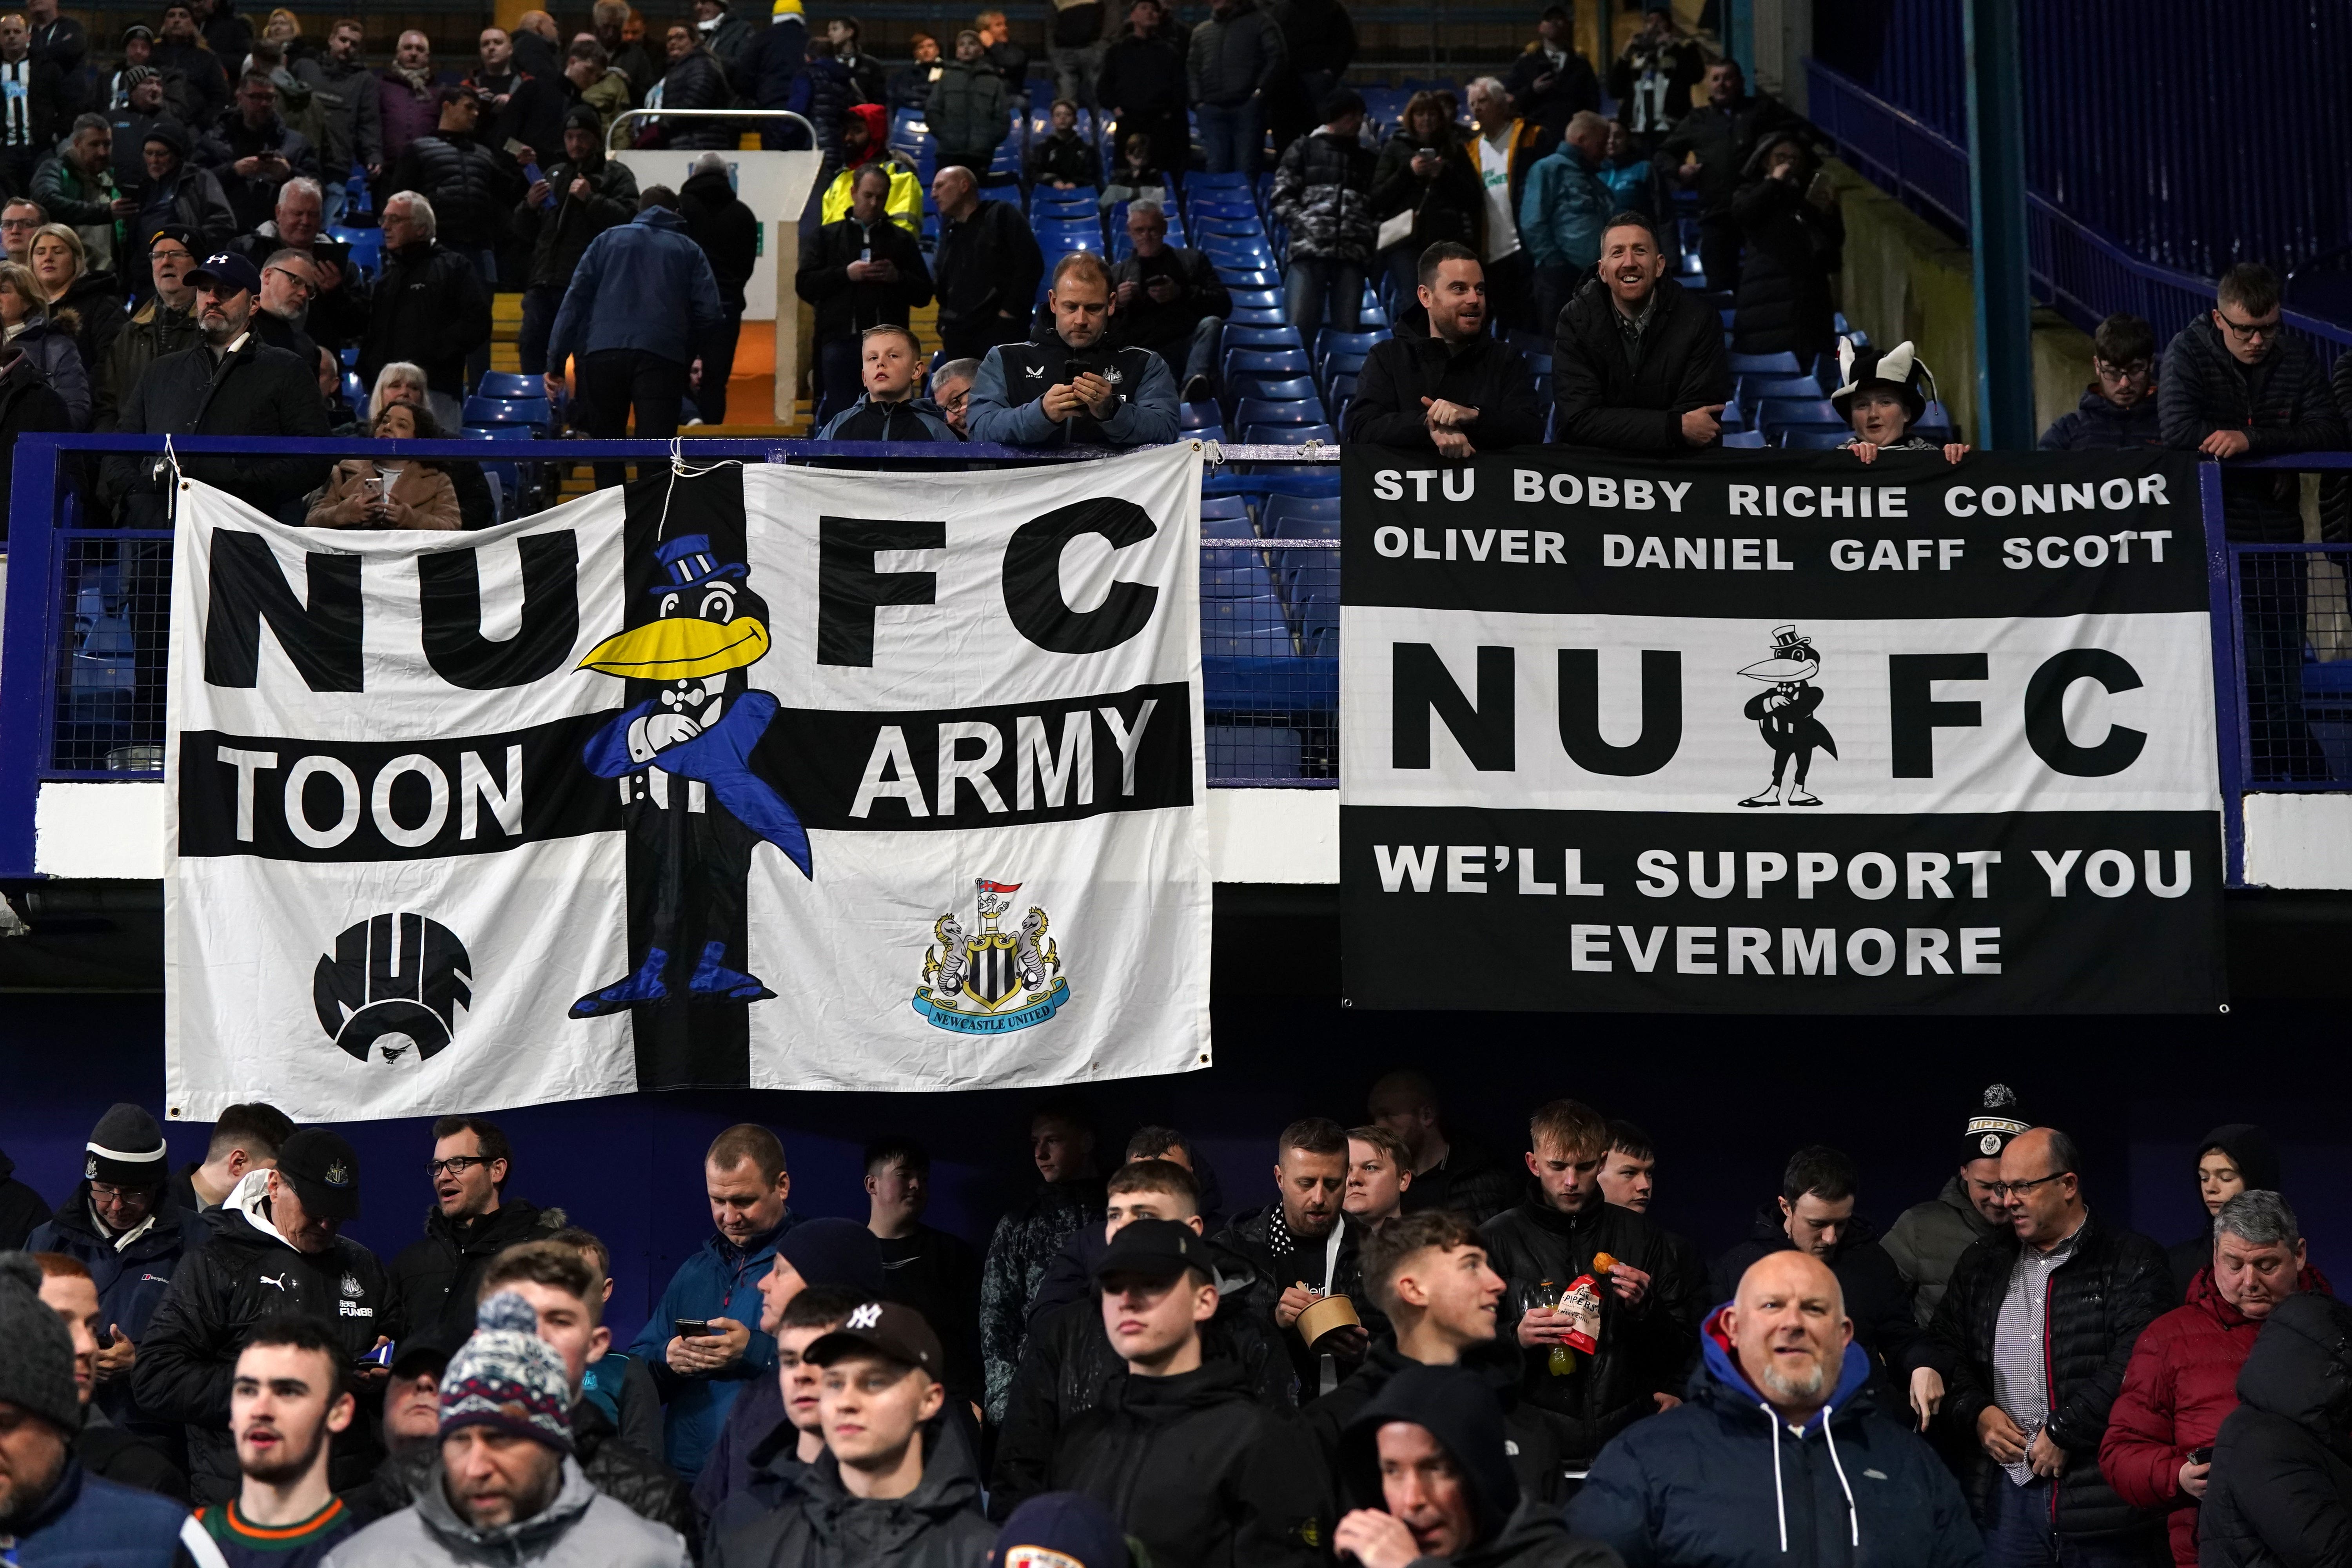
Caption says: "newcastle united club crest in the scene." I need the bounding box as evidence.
[913,879,1072,1034]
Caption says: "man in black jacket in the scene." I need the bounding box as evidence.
[128,1127,394,1504]
[993,1160,1288,1516]
[1211,1117,1378,1406]
[358,191,493,432]
[1048,1221,1327,1568]
[2159,263,2346,784]
[0,1146,50,1249]
[1477,1098,1702,1471]
[387,1116,565,1347]
[1918,1126,2171,1565]
[1312,1210,1562,1510]
[1501,6,1597,140]
[514,106,637,376]
[1096,0,1186,169]
[1368,1071,1520,1225]
[1108,199,1228,399]
[152,2,229,129]
[929,164,1042,363]
[800,163,935,423]
[388,86,524,282]
[677,150,757,424]
[200,71,316,234]
[1705,1144,1918,1417]
[652,22,732,150]
[1551,212,1729,452]
[1653,58,1803,291]
[1342,242,1540,455]
[0,13,69,192]
[2198,1290,2352,1568]
[103,249,330,528]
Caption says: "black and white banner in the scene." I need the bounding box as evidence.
[167,446,1210,1119]
[1339,448,2227,1012]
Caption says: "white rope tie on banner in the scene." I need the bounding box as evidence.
[655,436,745,539]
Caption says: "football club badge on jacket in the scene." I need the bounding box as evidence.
[912,878,1073,1034]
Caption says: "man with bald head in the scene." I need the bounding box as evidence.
[928,163,1041,363]
[1918,1127,2170,1566]
[1571,1250,1976,1564]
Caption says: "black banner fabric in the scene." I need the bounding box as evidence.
[1338,447,2228,1014]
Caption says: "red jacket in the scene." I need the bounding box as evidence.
[2098,1263,2332,1567]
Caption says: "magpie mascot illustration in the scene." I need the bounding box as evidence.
[569,534,812,1017]
[1738,624,1836,807]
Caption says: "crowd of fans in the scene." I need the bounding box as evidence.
[0,0,2332,548]
[0,1085,2342,1568]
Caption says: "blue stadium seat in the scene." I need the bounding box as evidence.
[977,184,1022,206]
[1226,324,1304,351]
[1230,374,1318,403]
[1779,428,1856,450]
[1229,287,1280,311]
[1187,171,1254,192]
[1721,429,1768,448]
[1244,423,1336,445]
[1202,559,1276,597]
[330,225,383,275]
[475,372,541,400]
[1757,397,1845,433]
[463,396,548,428]
[1739,374,1823,405]
[1203,514,1258,539]
[1263,494,1341,534]
[1228,306,1289,327]
[1224,347,1311,379]
[1315,327,1383,359]
[1727,350,1804,377]
[1294,591,1339,655]
[461,424,533,442]
[1201,494,1252,524]
[1234,397,1325,427]
[1180,399,1222,430]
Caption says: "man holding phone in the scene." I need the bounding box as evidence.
[966,251,1178,448]
[624,1125,802,1482]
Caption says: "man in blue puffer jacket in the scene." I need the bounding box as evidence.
[545,183,726,486]
[1568,1250,1981,1568]
[0,1252,217,1568]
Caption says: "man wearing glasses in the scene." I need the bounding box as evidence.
[0,194,44,261]
[2040,312,2165,450]
[95,221,198,430]
[2160,261,2348,784]
[387,1115,565,1345]
[250,247,320,368]
[1915,1127,2172,1568]
[24,1102,208,1443]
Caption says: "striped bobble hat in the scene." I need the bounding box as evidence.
[439,1290,573,1452]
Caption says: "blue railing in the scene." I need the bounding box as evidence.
[1806,60,2352,370]
[6,436,2350,889]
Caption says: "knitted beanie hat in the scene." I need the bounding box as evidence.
[85,1102,169,1188]
[0,1253,80,1433]
[438,1290,573,1453]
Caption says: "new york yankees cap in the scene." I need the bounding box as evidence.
[803,1298,943,1375]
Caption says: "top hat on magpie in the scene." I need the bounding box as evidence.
[648,534,748,597]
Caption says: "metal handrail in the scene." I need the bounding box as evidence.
[606,107,817,152]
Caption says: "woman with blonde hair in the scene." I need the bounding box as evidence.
[26,223,122,393]
[0,260,91,429]
[305,401,463,530]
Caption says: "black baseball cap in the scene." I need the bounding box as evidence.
[803,1300,944,1376]
[275,1126,362,1220]
[187,251,263,299]
[1092,1218,1214,1285]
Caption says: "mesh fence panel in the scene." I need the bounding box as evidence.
[2249,545,2352,786]
[51,532,173,775]
[1201,537,1337,785]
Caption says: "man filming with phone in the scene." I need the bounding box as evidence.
[965,250,1178,448]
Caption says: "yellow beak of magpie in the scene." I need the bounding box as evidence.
[578,616,772,680]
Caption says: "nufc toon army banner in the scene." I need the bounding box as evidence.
[1339,447,2226,1013]
[165,446,1210,1120]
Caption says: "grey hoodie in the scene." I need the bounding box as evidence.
[323,1455,691,1568]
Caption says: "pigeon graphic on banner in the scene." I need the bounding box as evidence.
[569,531,813,1018]
[1737,623,1837,808]
[914,878,1073,1034]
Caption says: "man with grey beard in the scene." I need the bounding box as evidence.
[1568,1251,1978,1566]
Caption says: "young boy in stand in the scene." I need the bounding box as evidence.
[815,324,960,442]
[1832,337,1969,464]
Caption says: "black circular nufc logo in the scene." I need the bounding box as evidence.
[312,913,474,1066]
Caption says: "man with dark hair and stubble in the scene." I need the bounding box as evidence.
[624,1124,802,1481]
[2040,312,2164,450]
[980,1102,1104,1426]
[1916,1126,2172,1568]
[864,1136,982,1414]
[1214,1117,1379,1403]
[1479,1099,1702,1472]
[388,1116,563,1355]
[966,248,1178,447]
[1342,240,1542,456]
[1550,210,1731,452]
[1367,1071,1518,1222]
[1708,1145,1917,1416]
[2160,262,2347,784]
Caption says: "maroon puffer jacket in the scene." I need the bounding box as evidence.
[2099,1261,2333,1567]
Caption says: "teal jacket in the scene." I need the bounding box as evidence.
[624,1215,799,1479]
[1519,143,1615,272]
